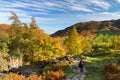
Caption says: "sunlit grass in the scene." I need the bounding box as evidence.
[84,50,120,80]
[85,57,101,62]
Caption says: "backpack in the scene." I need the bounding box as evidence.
[79,60,84,67]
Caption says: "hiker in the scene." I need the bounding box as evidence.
[78,57,85,73]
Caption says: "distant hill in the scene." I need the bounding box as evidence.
[51,19,120,37]
[0,24,10,30]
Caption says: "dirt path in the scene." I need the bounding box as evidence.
[66,61,87,80]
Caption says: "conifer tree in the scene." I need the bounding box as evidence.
[65,26,84,55]
[9,11,21,26]
[30,16,38,29]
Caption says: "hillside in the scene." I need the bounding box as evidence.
[0,24,10,30]
[51,19,120,37]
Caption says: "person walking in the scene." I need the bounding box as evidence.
[78,58,85,73]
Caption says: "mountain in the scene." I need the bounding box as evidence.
[51,19,120,37]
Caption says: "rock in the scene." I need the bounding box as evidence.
[65,78,71,80]
[72,68,79,74]
[81,74,85,78]
[0,73,4,78]
[24,69,32,76]
[117,60,120,63]
[10,68,18,73]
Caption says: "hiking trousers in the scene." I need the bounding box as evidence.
[80,66,83,73]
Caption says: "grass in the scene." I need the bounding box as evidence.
[59,49,120,80]
[84,50,120,80]
[62,66,71,75]
[62,66,75,78]
[84,58,107,80]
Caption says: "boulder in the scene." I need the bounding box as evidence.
[0,73,4,78]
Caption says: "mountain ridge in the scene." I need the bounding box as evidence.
[50,19,120,37]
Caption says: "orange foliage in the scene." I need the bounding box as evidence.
[54,61,69,70]
[27,74,42,80]
[0,73,26,80]
[0,69,66,80]
[107,74,120,80]
[102,63,118,74]
[43,70,66,80]
[102,63,120,80]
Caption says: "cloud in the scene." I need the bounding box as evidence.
[101,12,120,17]
[86,0,111,10]
[12,0,94,12]
[0,0,95,25]
[0,0,111,15]
[70,5,94,12]
[64,0,94,12]
[77,12,120,22]
[116,0,120,3]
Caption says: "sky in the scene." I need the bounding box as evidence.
[1,0,120,34]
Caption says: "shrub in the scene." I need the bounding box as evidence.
[27,74,42,80]
[54,61,69,70]
[102,63,120,80]
[102,63,118,74]
[108,74,120,80]
[0,73,26,80]
[42,70,66,80]
[0,69,66,80]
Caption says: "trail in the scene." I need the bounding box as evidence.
[66,60,87,80]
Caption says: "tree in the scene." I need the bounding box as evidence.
[0,30,9,53]
[9,11,21,26]
[30,16,38,29]
[8,14,65,63]
[26,27,65,62]
[8,25,23,52]
[64,27,84,55]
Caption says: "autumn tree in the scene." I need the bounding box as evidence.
[27,25,65,62]
[8,12,65,63]
[9,11,21,26]
[8,12,25,67]
[64,27,85,55]
[83,37,93,53]
[8,12,22,52]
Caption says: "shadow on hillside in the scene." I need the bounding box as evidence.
[98,30,120,35]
